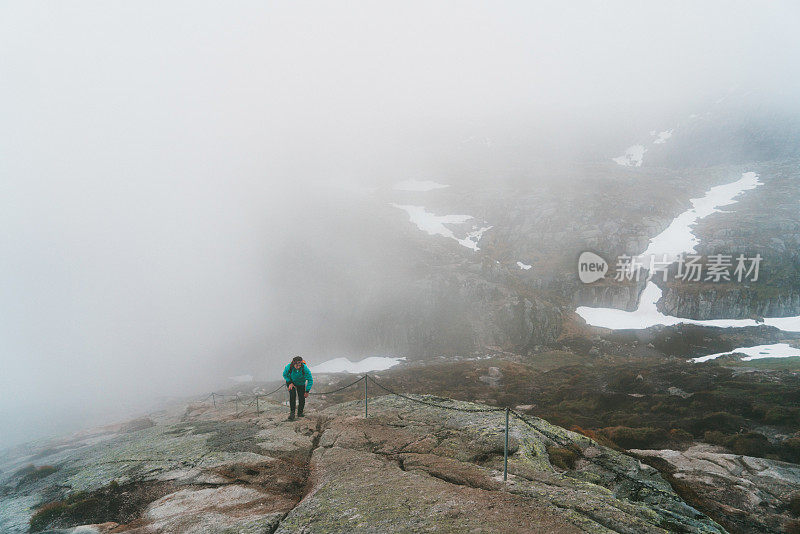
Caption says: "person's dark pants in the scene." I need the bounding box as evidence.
[289,384,306,415]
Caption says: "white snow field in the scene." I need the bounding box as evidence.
[693,343,800,363]
[612,145,646,167]
[391,204,492,251]
[574,172,795,331]
[638,172,761,261]
[576,281,800,332]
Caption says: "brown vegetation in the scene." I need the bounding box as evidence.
[315,352,800,463]
[29,480,174,532]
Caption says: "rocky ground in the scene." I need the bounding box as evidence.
[2,392,727,534]
[314,341,800,533]
[632,445,800,534]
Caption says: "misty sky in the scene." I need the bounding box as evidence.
[2,1,799,447]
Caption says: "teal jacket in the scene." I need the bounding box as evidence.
[283,363,313,391]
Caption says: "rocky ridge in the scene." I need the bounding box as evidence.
[1,394,724,533]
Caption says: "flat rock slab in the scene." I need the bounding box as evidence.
[277,396,725,533]
[141,484,286,533]
[275,445,581,534]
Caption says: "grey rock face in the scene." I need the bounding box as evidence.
[632,445,800,534]
[571,280,646,312]
[661,285,800,321]
[673,162,800,320]
[354,269,564,358]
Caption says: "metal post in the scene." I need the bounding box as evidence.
[504,407,509,481]
[212,393,216,408]
[364,374,368,418]
[256,395,260,415]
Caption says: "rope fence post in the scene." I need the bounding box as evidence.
[256,395,260,415]
[212,393,216,409]
[364,373,368,418]
[504,407,509,481]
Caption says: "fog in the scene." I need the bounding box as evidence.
[2,1,799,447]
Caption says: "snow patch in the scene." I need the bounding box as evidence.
[576,281,800,332]
[653,129,673,144]
[693,343,800,363]
[576,282,682,330]
[464,225,493,251]
[393,180,450,192]
[392,204,491,251]
[612,145,646,167]
[310,356,406,374]
[638,172,761,262]
[517,261,532,270]
[763,315,800,331]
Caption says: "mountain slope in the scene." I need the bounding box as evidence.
[1,394,723,533]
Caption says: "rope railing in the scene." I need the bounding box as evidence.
[194,372,687,500]
[367,375,505,413]
[310,375,365,395]
[199,375,366,415]
[507,409,677,499]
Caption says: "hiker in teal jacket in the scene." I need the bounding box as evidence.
[283,356,313,421]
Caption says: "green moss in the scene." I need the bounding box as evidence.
[788,493,800,517]
[764,406,800,425]
[13,464,58,488]
[668,429,693,443]
[704,430,773,457]
[351,354,800,464]
[723,356,800,371]
[28,480,173,532]
[726,433,771,456]
[599,427,671,449]
[547,445,580,470]
[29,501,68,532]
[786,519,800,534]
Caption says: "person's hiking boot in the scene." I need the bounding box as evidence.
[297,411,305,418]
[287,412,295,421]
